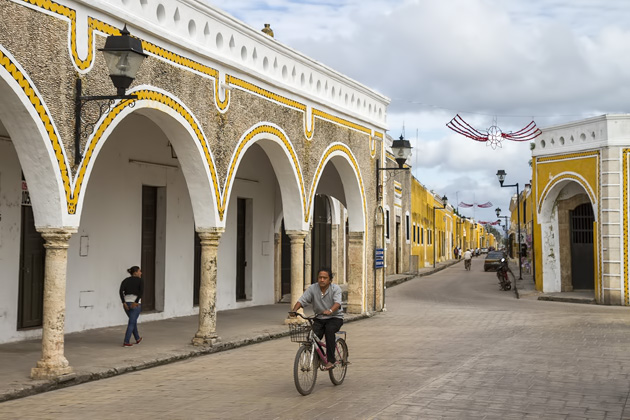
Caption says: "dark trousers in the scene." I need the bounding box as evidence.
[312,317,343,364]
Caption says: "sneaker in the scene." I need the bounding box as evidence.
[135,337,143,345]
[123,343,133,347]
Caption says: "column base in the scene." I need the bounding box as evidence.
[191,335,220,346]
[31,361,73,380]
[345,303,363,314]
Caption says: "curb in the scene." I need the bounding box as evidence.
[386,260,460,288]
[537,296,596,304]
[0,312,373,403]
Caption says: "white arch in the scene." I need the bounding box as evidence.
[538,177,595,293]
[73,86,221,228]
[308,143,366,233]
[0,47,71,228]
[224,123,306,231]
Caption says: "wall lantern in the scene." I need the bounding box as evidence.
[376,134,412,200]
[75,25,147,162]
[390,135,413,169]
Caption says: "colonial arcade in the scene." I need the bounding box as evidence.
[0,0,390,378]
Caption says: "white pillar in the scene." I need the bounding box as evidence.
[31,227,77,380]
[347,231,365,314]
[285,230,307,323]
[192,227,224,346]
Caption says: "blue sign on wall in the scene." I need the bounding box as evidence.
[375,248,384,268]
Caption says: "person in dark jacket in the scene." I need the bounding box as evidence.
[119,266,144,347]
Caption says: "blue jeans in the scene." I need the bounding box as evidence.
[123,303,141,344]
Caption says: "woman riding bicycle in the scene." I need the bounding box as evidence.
[291,267,343,370]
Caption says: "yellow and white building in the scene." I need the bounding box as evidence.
[531,114,630,304]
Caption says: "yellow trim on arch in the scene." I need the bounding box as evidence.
[13,0,382,217]
[306,144,366,224]
[224,125,306,219]
[537,173,597,215]
[0,46,72,207]
[73,90,221,216]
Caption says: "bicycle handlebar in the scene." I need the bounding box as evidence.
[288,311,319,321]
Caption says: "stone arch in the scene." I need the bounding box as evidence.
[0,47,71,228]
[308,143,367,312]
[72,86,221,228]
[307,143,366,233]
[223,123,306,232]
[538,176,597,293]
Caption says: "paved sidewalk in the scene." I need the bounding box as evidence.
[0,260,458,403]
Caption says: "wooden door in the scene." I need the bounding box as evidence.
[141,186,157,310]
[570,203,594,290]
[236,198,247,300]
[18,204,45,329]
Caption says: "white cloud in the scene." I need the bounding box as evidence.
[211,0,630,221]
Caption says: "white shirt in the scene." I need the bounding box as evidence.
[463,251,472,260]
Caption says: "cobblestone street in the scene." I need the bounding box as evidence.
[2,258,630,419]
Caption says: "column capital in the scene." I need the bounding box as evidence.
[347,231,364,242]
[37,227,78,248]
[196,227,224,245]
[286,230,308,242]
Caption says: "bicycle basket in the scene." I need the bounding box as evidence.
[289,323,311,342]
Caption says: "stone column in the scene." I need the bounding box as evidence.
[285,230,307,323]
[331,224,339,281]
[31,227,77,380]
[303,230,312,289]
[274,232,281,302]
[192,227,224,346]
[346,231,365,314]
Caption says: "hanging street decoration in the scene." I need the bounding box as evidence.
[458,201,493,208]
[478,220,502,225]
[446,115,542,149]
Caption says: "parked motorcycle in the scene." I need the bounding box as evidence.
[496,258,511,290]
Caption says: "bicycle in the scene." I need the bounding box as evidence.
[464,259,471,271]
[288,312,349,395]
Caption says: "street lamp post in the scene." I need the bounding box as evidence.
[496,170,522,280]
[433,195,448,268]
[495,207,510,249]
[375,135,412,311]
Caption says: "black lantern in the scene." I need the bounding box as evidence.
[99,25,148,96]
[391,135,412,169]
[495,207,501,218]
[75,25,148,162]
[496,169,507,186]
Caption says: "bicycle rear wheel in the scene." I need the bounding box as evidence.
[294,345,318,395]
[329,338,348,385]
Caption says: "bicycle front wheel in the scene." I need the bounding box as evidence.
[294,345,318,395]
[329,338,348,385]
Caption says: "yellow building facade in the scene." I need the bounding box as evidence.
[531,115,630,304]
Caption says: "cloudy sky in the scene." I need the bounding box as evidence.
[210,0,630,227]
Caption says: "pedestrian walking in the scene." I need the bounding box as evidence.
[119,266,144,347]
[453,246,458,259]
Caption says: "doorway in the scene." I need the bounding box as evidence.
[18,193,45,329]
[311,194,331,283]
[236,198,248,300]
[570,203,594,290]
[280,220,291,297]
[141,186,157,311]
